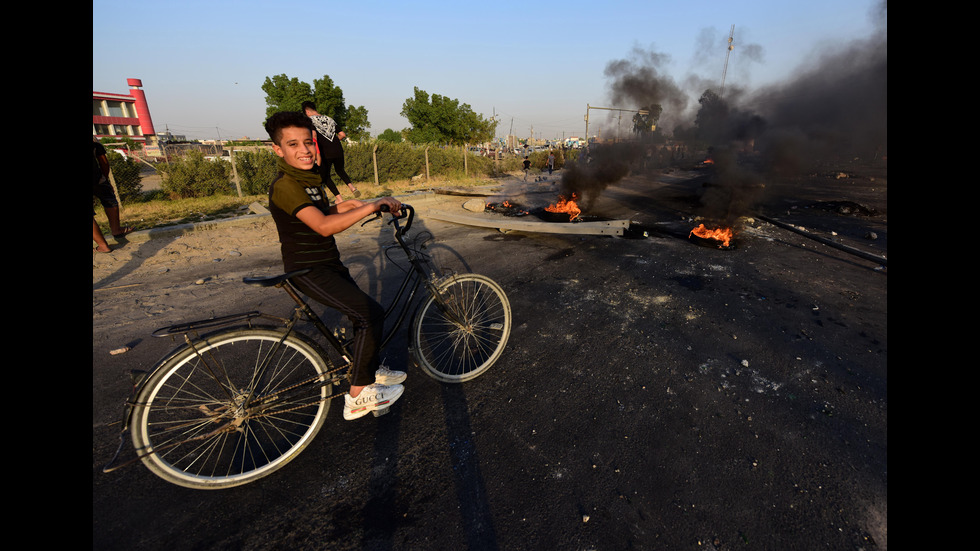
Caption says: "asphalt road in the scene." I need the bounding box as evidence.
[93,163,887,550]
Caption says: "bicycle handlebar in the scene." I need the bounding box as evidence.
[379,203,414,233]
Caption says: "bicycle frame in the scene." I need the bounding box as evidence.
[104,204,438,472]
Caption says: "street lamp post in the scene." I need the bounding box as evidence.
[585,104,646,144]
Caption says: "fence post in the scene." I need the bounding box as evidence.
[372,144,380,186]
[229,148,242,197]
[424,146,430,180]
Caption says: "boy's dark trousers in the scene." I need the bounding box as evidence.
[293,265,385,387]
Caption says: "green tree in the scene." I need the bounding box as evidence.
[311,74,348,127]
[632,104,663,135]
[377,128,403,143]
[400,87,495,145]
[261,74,313,117]
[345,105,371,141]
[262,73,370,139]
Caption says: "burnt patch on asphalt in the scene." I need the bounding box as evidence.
[544,248,575,261]
[483,232,527,242]
[673,275,705,290]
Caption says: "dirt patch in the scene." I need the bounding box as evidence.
[93,216,281,287]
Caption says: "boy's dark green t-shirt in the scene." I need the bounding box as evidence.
[268,172,342,271]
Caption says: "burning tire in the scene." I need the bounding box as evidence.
[689,223,735,249]
[410,273,512,383]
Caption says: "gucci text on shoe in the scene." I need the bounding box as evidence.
[355,391,391,408]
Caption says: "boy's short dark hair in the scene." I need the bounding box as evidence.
[264,111,314,145]
[300,101,317,113]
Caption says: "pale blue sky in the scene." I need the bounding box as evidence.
[93,0,885,142]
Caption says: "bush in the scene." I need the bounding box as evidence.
[106,151,144,202]
[345,142,424,182]
[160,150,233,199]
[234,149,280,195]
[142,189,168,202]
[233,140,505,188]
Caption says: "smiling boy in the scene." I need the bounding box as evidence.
[264,111,406,420]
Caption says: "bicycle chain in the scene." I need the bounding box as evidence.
[239,362,351,419]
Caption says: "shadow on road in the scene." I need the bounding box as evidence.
[93,233,181,290]
[439,382,499,550]
[342,215,497,549]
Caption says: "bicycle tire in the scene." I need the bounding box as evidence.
[130,327,334,489]
[411,273,512,383]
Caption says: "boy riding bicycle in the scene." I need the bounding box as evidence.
[264,111,406,420]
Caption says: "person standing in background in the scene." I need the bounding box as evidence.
[302,101,359,203]
[93,138,132,252]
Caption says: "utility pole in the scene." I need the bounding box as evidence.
[721,24,735,98]
[585,104,589,144]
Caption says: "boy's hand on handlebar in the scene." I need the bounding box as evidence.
[375,197,402,217]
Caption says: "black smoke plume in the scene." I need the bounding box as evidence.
[557,142,643,211]
[573,1,886,221]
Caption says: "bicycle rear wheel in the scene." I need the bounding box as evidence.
[130,327,334,489]
[411,273,512,382]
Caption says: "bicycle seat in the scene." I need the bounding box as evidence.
[243,268,312,287]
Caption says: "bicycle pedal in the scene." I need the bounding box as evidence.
[372,407,392,417]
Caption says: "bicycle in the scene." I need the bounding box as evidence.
[103,204,512,489]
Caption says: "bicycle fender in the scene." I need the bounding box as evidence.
[151,311,265,338]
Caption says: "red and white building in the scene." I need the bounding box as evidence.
[92,78,159,148]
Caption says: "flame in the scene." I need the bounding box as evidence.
[689,223,733,247]
[703,158,714,164]
[545,194,581,221]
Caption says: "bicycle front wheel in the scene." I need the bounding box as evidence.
[130,327,334,489]
[411,273,512,382]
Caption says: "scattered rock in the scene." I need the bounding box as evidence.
[463,199,487,212]
[248,202,270,215]
[810,200,879,216]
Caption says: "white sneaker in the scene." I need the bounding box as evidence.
[375,365,407,385]
[343,383,404,420]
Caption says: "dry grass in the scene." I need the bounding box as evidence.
[94,174,500,235]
